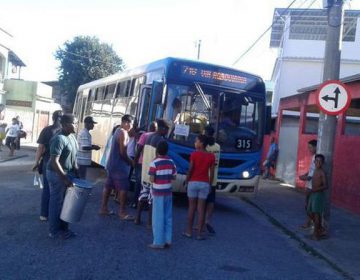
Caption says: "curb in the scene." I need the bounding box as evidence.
[0,154,29,163]
[242,197,355,280]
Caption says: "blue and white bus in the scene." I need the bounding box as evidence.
[74,57,266,193]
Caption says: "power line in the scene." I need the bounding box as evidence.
[58,49,126,70]
[232,0,299,66]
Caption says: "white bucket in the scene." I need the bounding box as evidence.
[60,179,92,223]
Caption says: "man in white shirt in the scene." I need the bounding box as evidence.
[77,116,100,179]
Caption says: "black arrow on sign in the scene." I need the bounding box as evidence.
[322,87,341,108]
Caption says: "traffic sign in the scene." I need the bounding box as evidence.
[316,80,351,115]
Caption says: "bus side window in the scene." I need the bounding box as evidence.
[115,82,127,98]
[105,83,116,100]
[95,86,105,101]
[124,80,131,97]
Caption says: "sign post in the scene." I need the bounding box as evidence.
[316,0,344,230]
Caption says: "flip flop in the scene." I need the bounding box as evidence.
[196,235,206,241]
[99,210,115,216]
[182,232,192,239]
[120,214,135,221]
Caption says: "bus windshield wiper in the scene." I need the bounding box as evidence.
[194,82,211,111]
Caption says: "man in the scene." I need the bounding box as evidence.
[299,139,317,229]
[132,121,157,207]
[77,116,100,179]
[47,114,79,239]
[263,137,279,179]
[100,114,135,220]
[33,110,63,221]
[141,119,170,190]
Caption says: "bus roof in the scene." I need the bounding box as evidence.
[77,57,264,91]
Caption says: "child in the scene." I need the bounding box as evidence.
[134,183,152,228]
[308,154,327,240]
[204,126,220,235]
[184,134,215,240]
[5,118,20,156]
[148,141,176,249]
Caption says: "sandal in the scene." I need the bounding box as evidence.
[99,210,115,216]
[196,235,206,241]
[119,214,135,221]
[182,232,192,239]
[206,223,216,234]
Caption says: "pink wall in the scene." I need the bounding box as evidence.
[276,80,360,215]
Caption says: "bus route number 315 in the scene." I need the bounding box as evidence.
[236,138,252,150]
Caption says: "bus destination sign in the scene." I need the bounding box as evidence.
[181,65,248,85]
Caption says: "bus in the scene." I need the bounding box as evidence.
[73,57,267,193]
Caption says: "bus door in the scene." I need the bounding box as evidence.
[137,81,164,130]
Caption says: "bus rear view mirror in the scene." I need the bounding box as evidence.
[152,81,164,104]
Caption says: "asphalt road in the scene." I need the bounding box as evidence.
[0,151,343,280]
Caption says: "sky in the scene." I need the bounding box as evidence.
[1,0,359,82]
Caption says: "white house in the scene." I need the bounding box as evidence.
[270,8,360,116]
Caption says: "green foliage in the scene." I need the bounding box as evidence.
[55,36,124,110]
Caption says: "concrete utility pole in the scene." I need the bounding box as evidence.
[317,0,344,228]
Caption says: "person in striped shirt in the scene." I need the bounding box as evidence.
[148,141,177,249]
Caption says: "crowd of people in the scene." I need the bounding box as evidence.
[33,112,221,248]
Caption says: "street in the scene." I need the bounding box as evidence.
[0,150,343,280]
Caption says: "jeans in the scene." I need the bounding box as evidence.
[47,170,69,235]
[152,195,172,245]
[40,160,50,217]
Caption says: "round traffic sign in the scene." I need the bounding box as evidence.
[316,80,351,115]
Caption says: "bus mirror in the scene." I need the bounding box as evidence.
[152,81,164,104]
[265,105,272,135]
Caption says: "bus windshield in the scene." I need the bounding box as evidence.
[165,83,264,152]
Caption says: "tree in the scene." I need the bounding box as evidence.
[55,36,124,111]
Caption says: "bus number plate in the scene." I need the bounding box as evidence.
[236,138,252,150]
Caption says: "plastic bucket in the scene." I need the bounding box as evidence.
[60,179,92,223]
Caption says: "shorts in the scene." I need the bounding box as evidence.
[187,181,209,199]
[6,137,17,148]
[105,173,130,191]
[206,186,216,203]
[307,192,325,214]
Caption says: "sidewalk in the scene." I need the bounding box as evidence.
[0,142,36,163]
[246,179,360,280]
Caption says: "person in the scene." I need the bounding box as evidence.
[148,141,177,249]
[5,118,20,157]
[299,139,317,229]
[15,115,23,150]
[204,126,220,234]
[308,154,327,240]
[134,180,152,227]
[263,137,279,179]
[183,134,215,240]
[141,119,170,192]
[132,121,157,207]
[76,116,100,179]
[99,114,135,220]
[33,110,63,221]
[47,114,78,239]
[0,123,7,151]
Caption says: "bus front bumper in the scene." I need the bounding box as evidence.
[172,174,260,194]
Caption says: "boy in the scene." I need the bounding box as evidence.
[308,154,327,240]
[148,141,176,249]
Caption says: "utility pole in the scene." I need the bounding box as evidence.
[317,0,344,228]
[197,40,202,60]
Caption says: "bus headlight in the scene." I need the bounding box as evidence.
[242,171,250,178]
